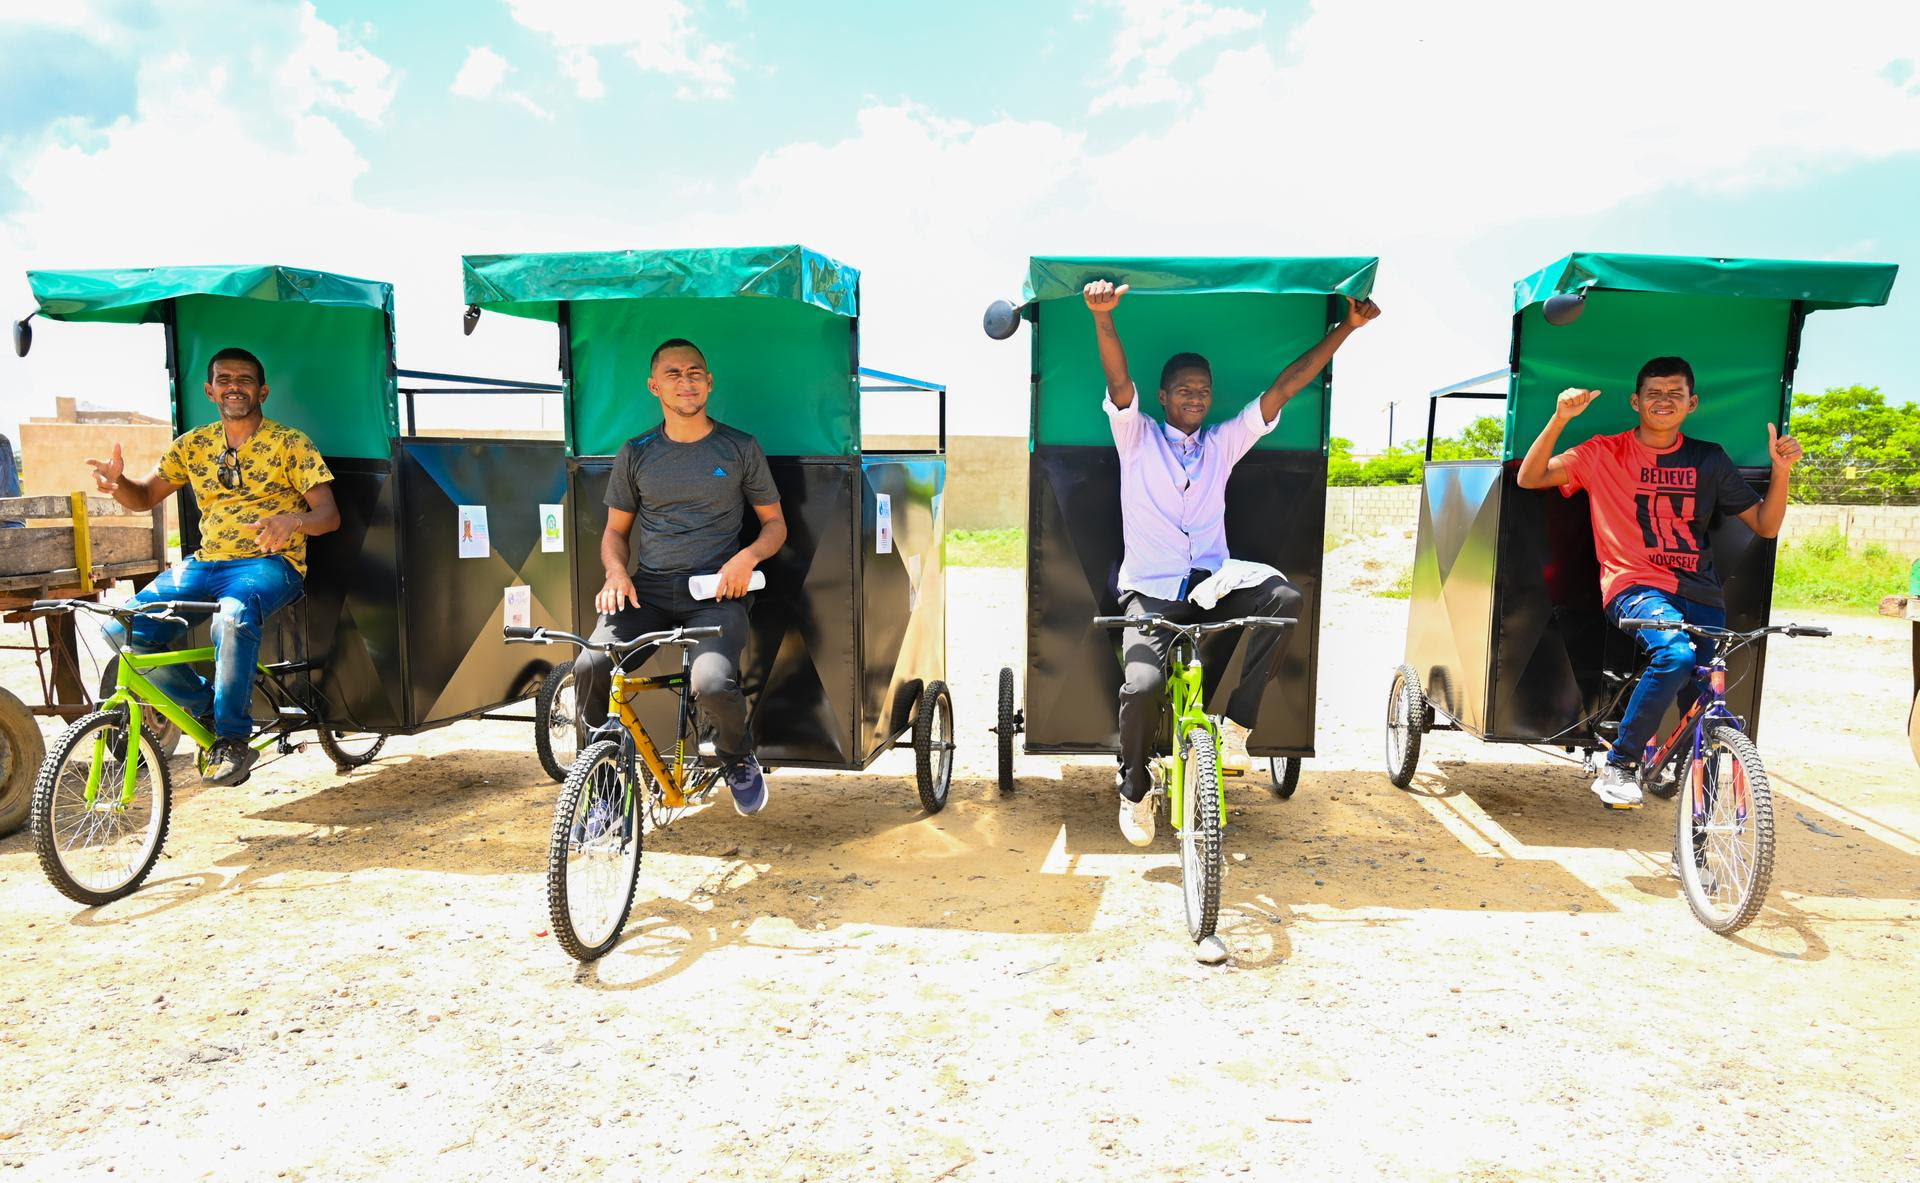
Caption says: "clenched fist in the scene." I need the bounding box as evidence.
[1083,280,1129,314]
[1555,388,1602,421]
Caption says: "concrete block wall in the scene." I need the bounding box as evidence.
[1779,505,1920,558]
[1325,485,1421,541]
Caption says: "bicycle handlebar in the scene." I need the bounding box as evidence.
[1093,613,1296,637]
[1619,618,1831,641]
[503,624,724,655]
[31,598,223,621]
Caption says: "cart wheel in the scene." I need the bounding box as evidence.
[0,686,46,838]
[1385,664,1428,789]
[535,659,582,784]
[913,679,955,814]
[316,727,387,770]
[1268,756,1301,800]
[99,657,184,757]
[995,666,1017,794]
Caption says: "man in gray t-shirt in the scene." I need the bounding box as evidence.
[576,337,787,815]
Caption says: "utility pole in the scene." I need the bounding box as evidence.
[1386,399,1400,450]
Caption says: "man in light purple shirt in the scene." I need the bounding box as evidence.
[1086,279,1381,845]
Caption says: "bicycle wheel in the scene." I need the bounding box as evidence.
[995,666,1017,794]
[316,726,387,770]
[1178,726,1223,943]
[30,709,173,905]
[1384,664,1428,789]
[1268,756,1301,800]
[913,679,954,814]
[534,659,582,784]
[546,740,642,962]
[1674,725,1775,935]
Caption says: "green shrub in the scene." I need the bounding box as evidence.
[1773,529,1914,611]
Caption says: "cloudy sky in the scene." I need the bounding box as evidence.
[2,0,1916,449]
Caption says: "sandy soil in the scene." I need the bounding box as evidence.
[2,545,1917,1181]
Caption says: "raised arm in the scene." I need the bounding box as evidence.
[1257,297,1381,424]
[1514,388,1601,489]
[1084,280,1134,409]
[1734,422,1803,539]
[86,442,179,512]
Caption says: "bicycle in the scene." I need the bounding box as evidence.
[1094,610,1296,944]
[26,597,385,905]
[1613,618,1827,935]
[504,622,726,962]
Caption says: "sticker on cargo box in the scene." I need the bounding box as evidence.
[503,584,531,629]
[539,504,565,553]
[458,506,489,559]
[875,493,893,554]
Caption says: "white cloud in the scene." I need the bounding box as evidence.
[1091,0,1264,113]
[451,47,510,100]
[276,2,396,125]
[504,0,739,100]
[451,47,554,121]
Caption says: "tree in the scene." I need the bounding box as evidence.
[1327,416,1505,485]
[1787,386,1920,504]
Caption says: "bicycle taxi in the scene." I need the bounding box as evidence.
[461,245,955,959]
[981,255,1374,947]
[13,264,571,901]
[1384,251,1898,932]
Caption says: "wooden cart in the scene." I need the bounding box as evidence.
[0,492,168,834]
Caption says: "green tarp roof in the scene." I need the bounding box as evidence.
[462,245,859,321]
[26,265,393,324]
[1021,255,1376,309]
[1515,252,1898,313]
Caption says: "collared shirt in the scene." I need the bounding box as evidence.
[1104,386,1279,599]
[157,419,333,577]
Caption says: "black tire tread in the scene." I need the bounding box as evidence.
[996,667,1016,795]
[546,741,640,962]
[30,709,173,905]
[534,660,579,784]
[1678,725,1776,936]
[1385,664,1426,789]
[1182,726,1223,943]
[0,685,45,837]
[316,726,387,770]
[914,680,954,814]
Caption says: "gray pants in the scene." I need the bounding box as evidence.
[574,570,754,765]
[1116,575,1303,802]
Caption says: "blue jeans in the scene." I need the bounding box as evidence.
[1605,586,1725,769]
[104,557,305,740]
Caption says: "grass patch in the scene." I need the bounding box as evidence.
[946,527,1024,568]
[1377,565,1414,599]
[1774,530,1914,612]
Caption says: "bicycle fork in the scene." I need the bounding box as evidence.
[1162,652,1219,835]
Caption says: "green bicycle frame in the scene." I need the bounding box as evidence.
[1160,640,1223,835]
[88,645,277,807]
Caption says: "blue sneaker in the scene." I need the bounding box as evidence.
[726,755,767,816]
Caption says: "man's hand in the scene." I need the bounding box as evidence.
[1555,388,1602,421]
[715,551,757,601]
[1767,422,1803,471]
[596,569,639,615]
[86,443,126,494]
[1083,280,1129,314]
[249,514,304,553]
[1342,296,1382,329]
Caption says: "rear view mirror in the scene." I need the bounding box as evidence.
[1542,291,1587,326]
[982,299,1020,341]
[462,304,481,337]
[11,315,31,357]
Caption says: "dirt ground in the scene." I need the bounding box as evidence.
[3,543,1918,1181]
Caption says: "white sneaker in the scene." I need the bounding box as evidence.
[1591,763,1643,809]
[1118,793,1156,847]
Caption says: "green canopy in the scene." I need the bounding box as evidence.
[1024,255,1377,454]
[462,245,859,322]
[26,264,393,324]
[1022,255,1376,310]
[1515,252,1897,314]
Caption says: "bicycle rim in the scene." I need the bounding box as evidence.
[32,711,172,904]
[1676,725,1775,935]
[547,742,641,961]
[1179,727,1223,942]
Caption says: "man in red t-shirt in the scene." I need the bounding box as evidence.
[1516,356,1804,808]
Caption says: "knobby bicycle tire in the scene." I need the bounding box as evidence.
[1180,726,1223,943]
[546,741,642,962]
[1676,725,1775,936]
[31,709,173,906]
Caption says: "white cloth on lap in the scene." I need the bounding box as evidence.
[1187,559,1285,610]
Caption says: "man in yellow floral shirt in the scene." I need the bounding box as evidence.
[88,347,340,783]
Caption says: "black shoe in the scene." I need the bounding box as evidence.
[203,738,257,786]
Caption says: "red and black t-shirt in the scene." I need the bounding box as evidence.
[1559,431,1761,607]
